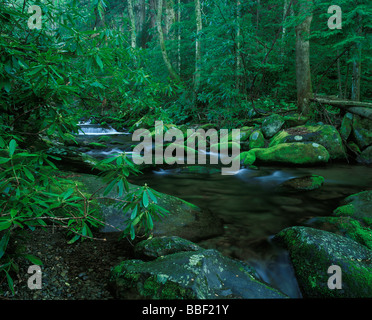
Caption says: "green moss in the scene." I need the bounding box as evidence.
[88,142,107,149]
[254,142,330,165]
[333,203,355,217]
[235,150,256,166]
[248,130,265,149]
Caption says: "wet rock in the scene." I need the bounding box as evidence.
[274,226,372,298]
[280,174,324,191]
[282,114,309,127]
[305,216,372,250]
[333,190,372,224]
[241,142,330,166]
[72,174,224,242]
[356,145,372,165]
[261,114,285,139]
[134,236,202,260]
[108,248,288,299]
[352,115,372,149]
[46,146,105,174]
[248,130,265,149]
[340,113,353,140]
[269,125,346,161]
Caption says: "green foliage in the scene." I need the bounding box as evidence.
[94,153,169,240]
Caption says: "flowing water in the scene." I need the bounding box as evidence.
[75,123,372,298]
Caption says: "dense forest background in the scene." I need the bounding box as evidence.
[1,0,371,136]
[0,0,371,295]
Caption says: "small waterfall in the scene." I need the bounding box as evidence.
[77,120,129,135]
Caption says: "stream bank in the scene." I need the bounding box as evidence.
[2,118,372,300]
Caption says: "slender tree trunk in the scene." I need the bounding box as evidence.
[194,0,202,96]
[157,0,180,82]
[295,0,313,115]
[337,50,343,98]
[236,0,242,94]
[128,0,136,48]
[177,0,181,75]
[165,0,176,38]
[351,15,362,102]
[344,51,350,99]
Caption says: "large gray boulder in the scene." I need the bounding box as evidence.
[274,226,372,298]
[71,174,224,242]
[109,246,288,299]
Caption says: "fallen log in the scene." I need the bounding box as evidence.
[311,97,372,121]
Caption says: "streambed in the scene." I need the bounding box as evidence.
[74,124,372,298]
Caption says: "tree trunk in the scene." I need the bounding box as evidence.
[194,0,202,96]
[165,0,176,39]
[177,0,181,75]
[337,49,343,98]
[351,14,362,102]
[236,0,242,94]
[128,0,136,48]
[311,97,372,121]
[156,0,180,82]
[295,0,313,115]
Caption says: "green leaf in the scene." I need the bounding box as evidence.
[67,234,80,244]
[147,188,158,204]
[118,179,124,197]
[0,158,10,164]
[23,167,35,181]
[130,205,138,220]
[146,213,154,230]
[0,220,12,231]
[5,272,14,295]
[103,179,118,196]
[130,224,135,240]
[24,254,43,266]
[142,191,149,208]
[95,55,104,71]
[8,139,17,157]
[0,232,10,259]
[62,188,74,200]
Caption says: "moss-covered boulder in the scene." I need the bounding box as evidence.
[88,142,107,149]
[269,125,345,161]
[356,145,372,165]
[134,236,202,260]
[352,115,372,149]
[282,114,309,127]
[248,130,265,149]
[244,142,330,166]
[261,114,285,139]
[238,126,255,142]
[305,216,372,250]
[108,248,288,299]
[274,226,372,298]
[71,174,224,242]
[333,190,372,224]
[340,113,354,140]
[280,174,325,191]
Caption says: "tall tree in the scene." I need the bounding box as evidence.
[194,0,202,96]
[127,0,136,48]
[156,0,180,82]
[295,0,313,115]
[351,14,362,102]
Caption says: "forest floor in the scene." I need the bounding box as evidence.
[0,228,134,300]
